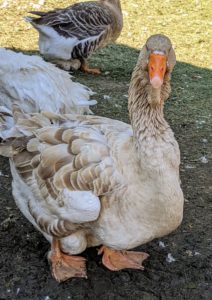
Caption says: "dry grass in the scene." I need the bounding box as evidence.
[0,0,211,68]
[0,0,211,126]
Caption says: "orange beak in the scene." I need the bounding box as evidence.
[148,53,167,89]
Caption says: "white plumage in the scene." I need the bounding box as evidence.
[0,48,96,138]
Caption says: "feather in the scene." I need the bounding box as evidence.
[0,48,97,138]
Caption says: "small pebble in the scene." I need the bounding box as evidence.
[199,156,208,164]
[16,288,20,295]
[122,10,129,16]
[31,0,45,9]
[185,250,193,257]
[202,138,208,143]
[0,170,9,177]
[0,0,9,8]
[196,120,206,125]
[185,164,195,169]
[103,95,111,100]
[166,253,176,263]
[159,241,165,248]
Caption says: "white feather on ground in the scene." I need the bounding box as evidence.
[0,48,97,139]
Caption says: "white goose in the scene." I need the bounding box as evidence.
[0,35,184,282]
[0,48,96,138]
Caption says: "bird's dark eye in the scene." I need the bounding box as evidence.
[161,67,164,72]
[151,66,154,71]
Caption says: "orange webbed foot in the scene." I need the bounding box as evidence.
[98,246,149,271]
[49,239,87,282]
[80,61,101,75]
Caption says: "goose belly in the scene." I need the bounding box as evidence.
[94,216,155,250]
[38,26,105,61]
[38,26,78,60]
[93,208,181,251]
[92,186,184,250]
[91,198,156,250]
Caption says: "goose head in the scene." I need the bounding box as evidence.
[146,34,176,89]
[134,34,176,106]
[139,34,176,88]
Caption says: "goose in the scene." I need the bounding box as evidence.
[0,48,96,138]
[0,35,184,282]
[25,0,123,74]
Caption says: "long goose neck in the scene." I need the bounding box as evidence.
[101,0,121,10]
[128,62,172,149]
[101,0,122,22]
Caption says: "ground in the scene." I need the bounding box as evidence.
[0,0,211,299]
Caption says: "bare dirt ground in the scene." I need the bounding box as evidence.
[0,42,211,299]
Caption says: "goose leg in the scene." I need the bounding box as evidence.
[80,59,101,75]
[48,238,87,282]
[98,246,149,271]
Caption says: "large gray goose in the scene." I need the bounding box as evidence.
[0,35,184,282]
[25,0,123,74]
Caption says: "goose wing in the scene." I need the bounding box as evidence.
[30,2,112,40]
[4,111,131,237]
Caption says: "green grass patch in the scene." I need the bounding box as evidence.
[0,0,211,129]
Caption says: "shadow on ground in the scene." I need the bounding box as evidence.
[0,44,211,300]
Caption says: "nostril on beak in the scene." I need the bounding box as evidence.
[150,76,163,89]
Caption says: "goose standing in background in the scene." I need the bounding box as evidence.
[25,0,123,74]
[0,48,96,138]
[0,35,184,282]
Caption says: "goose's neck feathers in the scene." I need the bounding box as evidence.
[101,0,122,9]
[101,0,122,32]
[101,0,121,5]
[128,61,173,162]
